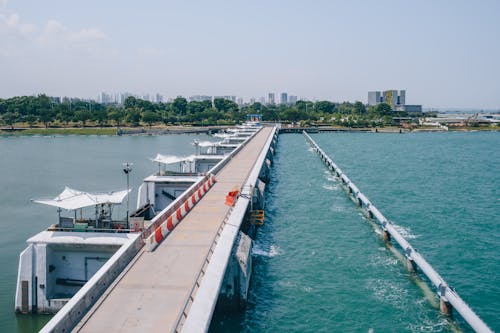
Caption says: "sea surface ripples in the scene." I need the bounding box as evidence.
[211,132,499,333]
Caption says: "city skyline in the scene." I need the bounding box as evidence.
[1,1,499,109]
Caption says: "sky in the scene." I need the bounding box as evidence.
[0,0,499,109]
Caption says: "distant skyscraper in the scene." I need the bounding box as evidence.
[250,98,256,104]
[120,92,132,104]
[259,97,266,104]
[268,93,275,105]
[368,91,381,106]
[289,95,298,105]
[398,90,406,106]
[155,93,163,103]
[280,92,288,105]
[189,95,212,102]
[237,97,243,105]
[99,92,114,104]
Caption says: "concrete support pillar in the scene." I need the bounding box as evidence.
[382,230,391,243]
[406,257,416,273]
[440,297,453,316]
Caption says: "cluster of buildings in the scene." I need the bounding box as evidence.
[98,92,299,106]
[97,90,422,112]
[368,90,422,112]
[98,92,165,105]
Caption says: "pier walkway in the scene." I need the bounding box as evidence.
[70,127,274,333]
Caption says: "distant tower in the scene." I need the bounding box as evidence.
[268,93,275,105]
[368,91,381,106]
[280,92,288,105]
[399,90,406,106]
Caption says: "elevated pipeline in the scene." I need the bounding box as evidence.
[303,131,493,333]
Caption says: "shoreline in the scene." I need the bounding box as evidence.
[0,125,498,136]
[0,125,229,136]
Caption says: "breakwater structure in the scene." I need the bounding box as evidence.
[37,125,278,333]
[303,131,493,333]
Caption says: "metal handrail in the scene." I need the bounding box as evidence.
[47,227,135,233]
[174,126,277,332]
[303,131,493,333]
[172,206,234,333]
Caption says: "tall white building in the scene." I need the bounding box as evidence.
[280,92,288,105]
[368,91,382,106]
[268,93,275,105]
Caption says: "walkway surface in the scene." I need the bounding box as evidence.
[73,127,274,333]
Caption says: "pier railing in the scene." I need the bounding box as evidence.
[303,131,493,333]
[141,127,262,241]
[178,126,278,333]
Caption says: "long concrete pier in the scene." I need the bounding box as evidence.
[40,126,277,333]
[74,127,275,333]
[303,131,493,333]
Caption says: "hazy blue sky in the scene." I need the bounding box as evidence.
[1,0,499,108]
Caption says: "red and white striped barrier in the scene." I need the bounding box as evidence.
[145,174,216,251]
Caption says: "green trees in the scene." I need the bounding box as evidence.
[108,107,124,128]
[354,101,366,114]
[172,97,188,115]
[1,112,19,129]
[314,101,335,114]
[126,109,142,126]
[186,101,206,115]
[142,111,161,128]
[0,94,410,130]
[376,103,392,114]
[73,110,91,127]
[214,98,238,113]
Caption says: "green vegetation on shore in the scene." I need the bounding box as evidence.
[0,94,416,130]
[0,127,118,135]
[1,94,497,135]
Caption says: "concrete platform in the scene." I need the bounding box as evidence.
[73,127,274,333]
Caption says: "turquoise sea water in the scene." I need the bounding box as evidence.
[0,132,498,333]
[211,132,499,333]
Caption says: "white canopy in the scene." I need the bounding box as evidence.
[194,140,222,147]
[33,186,131,210]
[213,133,233,138]
[152,153,195,165]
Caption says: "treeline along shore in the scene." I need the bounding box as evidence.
[0,94,498,135]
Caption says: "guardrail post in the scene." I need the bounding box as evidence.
[440,297,453,316]
[382,229,391,243]
[438,284,453,316]
[405,248,416,273]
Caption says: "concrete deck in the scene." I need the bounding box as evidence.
[73,127,274,333]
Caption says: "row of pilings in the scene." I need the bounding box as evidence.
[303,131,492,333]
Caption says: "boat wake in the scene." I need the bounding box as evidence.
[322,184,339,191]
[367,278,409,310]
[391,223,419,239]
[252,244,282,258]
